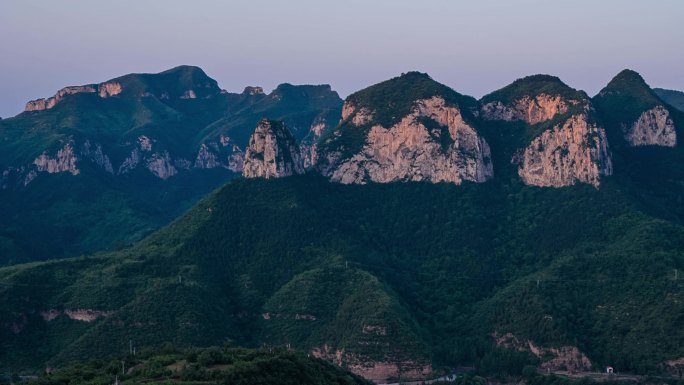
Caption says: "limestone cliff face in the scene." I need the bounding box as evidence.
[33,143,80,175]
[145,151,177,179]
[194,143,222,169]
[319,97,493,185]
[311,345,431,383]
[300,116,330,168]
[515,114,613,187]
[480,94,577,124]
[25,83,122,112]
[243,119,304,179]
[623,105,677,147]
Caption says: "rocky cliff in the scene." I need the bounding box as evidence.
[317,72,493,185]
[242,119,304,178]
[481,94,578,124]
[515,114,613,187]
[481,75,613,187]
[593,69,680,148]
[24,65,223,112]
[622,105,677,147]
[25,84,119,112]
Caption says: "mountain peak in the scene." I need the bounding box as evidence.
[594,69,677,147]
[242,118,304,179]
[344,71,476,129]
[609,69,647,86]
[597,69,658,101]
[159,64,207,75]
[481,74,586,106]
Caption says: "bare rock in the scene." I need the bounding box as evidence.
[242,119,304,179]
[320,97,493,185]
[516,114,612,187]
[623,105,677,147]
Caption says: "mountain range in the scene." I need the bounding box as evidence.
[0,66,342,264]
[1,66,683,383]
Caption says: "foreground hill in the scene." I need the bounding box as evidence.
[22,346,372,385]
[0,66,342,264]
[2,172,683,381]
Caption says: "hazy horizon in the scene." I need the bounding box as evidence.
[1,0,683,118]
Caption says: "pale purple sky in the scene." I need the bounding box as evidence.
[1,0,683,118]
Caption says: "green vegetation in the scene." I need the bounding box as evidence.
[480,75,587,105]
[1,165,683,376]
[2,68,684,382]
[0,67,341,264]
[654,88,684,112]
[317,71,479,164]
[592,69,665,136]
[14,346,371,385]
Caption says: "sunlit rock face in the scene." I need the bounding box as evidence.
[243,119,304,179]
[622,106,677,147]
[319,97,493,185]
[480,93,578,125]
[515,114,613,187]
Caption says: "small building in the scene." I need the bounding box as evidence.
[606,366,614,374]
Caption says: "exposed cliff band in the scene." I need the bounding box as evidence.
[515,114,613,187]
[243,119,304,179]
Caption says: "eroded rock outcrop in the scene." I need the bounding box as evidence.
[515,114,612,187]
[25,83,123,112]
[494,332,592,373]
[33,142,80,175]
[319,97,493,185]
[243,119,304,178]
[481,94,578,124]
[194,143,222,169]
[312,344,431,382]
[145,151,177,179]
[300,116,330,168]
[623,105,677,147]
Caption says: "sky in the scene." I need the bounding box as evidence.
[1,0,683,118]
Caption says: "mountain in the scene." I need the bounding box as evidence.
[2,69,684,380]
[479,74,612,187]
[243,119,304,178]
[654,88,684,112]
[593,69,679,148]
[0,66,342,265]
[2,71,684,383]
[315,72,493,185]
[2,174,683,381]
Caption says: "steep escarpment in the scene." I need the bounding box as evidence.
[480,75,587,125]
[243,119,304,178]
[481,75,612,187]
[593,69,679,147]
[24,66,220,112]
[0,66,342,264]
[514,114,613,187]
[316,72,493,185]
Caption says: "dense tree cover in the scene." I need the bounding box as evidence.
[4,346,371,385]
[592,69,670,134]
[655,88,684,112]
[1,167,683,376]
[0,66,341,264]
[1,68,684,380]
[480,74,588,105]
